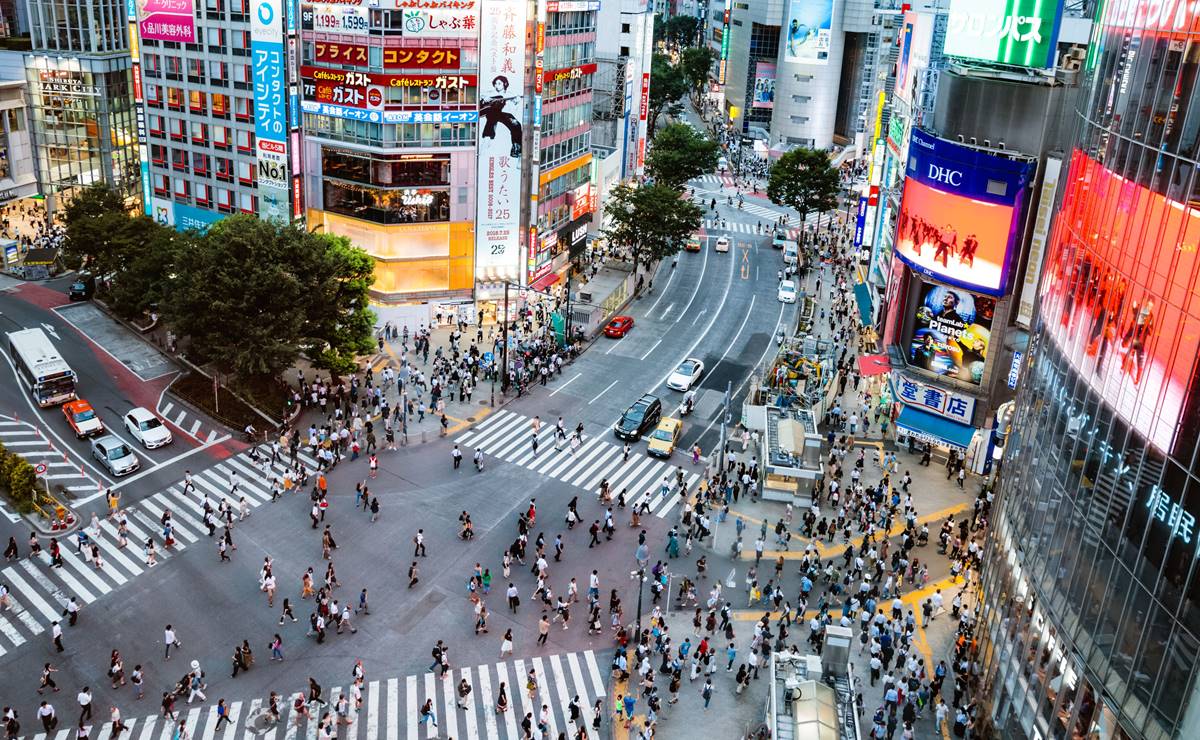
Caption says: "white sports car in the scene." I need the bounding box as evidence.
[666,358,705,391]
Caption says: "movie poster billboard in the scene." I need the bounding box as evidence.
[1038,152,1200,454]
[475,0,528,283]
[907,281,995,385]
[894,128,1032,296]
[782,0,834,65]
[752,62,775,108]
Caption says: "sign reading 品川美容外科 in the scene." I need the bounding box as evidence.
[942,0,1063,69]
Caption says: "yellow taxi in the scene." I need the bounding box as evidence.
[647,417,683,458]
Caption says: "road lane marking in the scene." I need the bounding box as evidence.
[588,379,619,405]
[548,372,581,395]
[653,239,736,390]
[638,338,662,361]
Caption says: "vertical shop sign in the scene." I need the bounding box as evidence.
[475,0,529,283]
[253,0,291,221]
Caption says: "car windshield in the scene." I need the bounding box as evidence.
[139,418,162,431]
[107,445,131,460]
[622,408,645,425]
[73,409,96,422]
[71,282,86,290]
[679,361,697,374]
[651,428,674,441]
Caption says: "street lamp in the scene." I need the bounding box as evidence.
[630,567,648,636]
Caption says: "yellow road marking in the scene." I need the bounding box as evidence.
[730,577,959,622]
[740,503,968,560]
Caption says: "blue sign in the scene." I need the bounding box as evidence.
[174,203,224,232]
[853,196,867,247]
[1007,351,1023,389]
[253,43,287,142]
[299,100,478,125]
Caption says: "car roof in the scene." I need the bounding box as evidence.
[657,418,681,430]
[94,435,122,449]
[128,407,155,420]
[781,280,796,289]
[65,399,93,410]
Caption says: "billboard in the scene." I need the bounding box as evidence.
[398,6,479,37]
[1039,152,1200,454]
[943,0,1063,69]
[894,11,932,105]
[907,281,995,385]
[894,128,1032,296]
[252,0,290,222]
[752,62,775,108]
[475,0,528,283]
[783,0,834,65]
[137,0,195,42]
[307,4,369,34]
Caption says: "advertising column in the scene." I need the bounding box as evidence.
[527,0,545,284]
[476,0,529,285]
[127,0,150,214]
[252,0,291,222]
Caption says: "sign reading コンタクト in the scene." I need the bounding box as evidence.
[311,43,462,68]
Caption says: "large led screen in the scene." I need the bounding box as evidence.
[908,281,995,385]
[895,129,1033,296]
[1039,152,1200,454]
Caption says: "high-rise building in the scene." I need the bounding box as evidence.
[974,3,1200,738]
[25,0,139,207]
[129,0,300,229]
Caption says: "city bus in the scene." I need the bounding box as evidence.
[7,328,76,406]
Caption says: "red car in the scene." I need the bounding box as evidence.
[605,316,634,338]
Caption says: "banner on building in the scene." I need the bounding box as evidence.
[943,0,1063,69]
[1015,156,1060,327]
[752,62,775,108]
[782,0,834,65]
[252,0,291,222]
[907,280,995,386]
[305,4,370,34]
[137,0,195,42]
[475,0,528,283]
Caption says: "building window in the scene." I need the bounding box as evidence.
[234,96,252,123]
[212,93,230,118]
[215,157,234,181]
[171,148,188,172]
[193,153,210,175]
[166,87,183,110]
[323,182,451,225]
[154,174,169,196]
[189,90,207,114]
[217,187,234,212]
[195,184,211,205]
[236,129,254,153]
[173,177,190,201]
[190,122,208,145]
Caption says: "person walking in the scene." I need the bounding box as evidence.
[164,625,181,659]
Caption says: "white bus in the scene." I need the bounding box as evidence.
[7,328,76,406]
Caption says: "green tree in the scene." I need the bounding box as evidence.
[60,184,135,276]
[164,216,376,380]
[766,147,841,228]
[664,16,701,47]
[679,47,719,97]
[104,217,188,320]
[646,122,720,189]
[602,183,703,279]
[296,234,377,376]
[647,54,688,139]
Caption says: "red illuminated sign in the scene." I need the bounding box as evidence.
[545,62,597,83]
[1104,0,1200,38]
[132,64,143,102]
[302,66,475,88]
[1040,151,1200,453]
[639,72,650,121]
[314,41,368,65]
[292,176,303,219]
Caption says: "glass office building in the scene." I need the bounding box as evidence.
[976,7,1200,740]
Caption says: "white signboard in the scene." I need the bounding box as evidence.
[311,4,369,34]
[474,0,528,283]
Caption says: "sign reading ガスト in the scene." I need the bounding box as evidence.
[942,0,1064,69]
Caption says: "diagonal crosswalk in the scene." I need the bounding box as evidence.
[20,650,609,740]
[0,445,320,657]
[456,409,699,519]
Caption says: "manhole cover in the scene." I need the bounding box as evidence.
[467,416,477,422]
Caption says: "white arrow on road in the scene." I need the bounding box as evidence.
[40,323,60,340]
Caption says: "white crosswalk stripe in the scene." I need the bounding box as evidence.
[457,409,699,518]
[0,415,100,521]
[700,218,802,240]
[0,444,319,652]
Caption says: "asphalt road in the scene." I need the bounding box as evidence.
[0,168,804,737]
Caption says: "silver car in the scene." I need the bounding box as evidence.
[91,435,139,476]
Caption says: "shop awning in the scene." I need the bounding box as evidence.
[853,282,873,327]
[530,272,561,292]
[895,406,975,452]
[857,353,891,376]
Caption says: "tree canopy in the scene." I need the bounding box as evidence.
[601,183,703,277]
[61,183,137,276]
[679,47,719,97]
[647,54,688,139]
[657,15,701,47]
[164,216,376,378]
[645,122,720,189]
[766,147,841,225]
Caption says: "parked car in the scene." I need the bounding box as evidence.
[778,280,798,304]
[604,315,635,338]
[68,274,95,301]
[62,399,104,438]
[647,418,683,458]
[91,435,139,476]
[124,407,173,448]
[614,394,662,441]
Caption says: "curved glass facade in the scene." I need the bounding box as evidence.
[977,8,1200,740]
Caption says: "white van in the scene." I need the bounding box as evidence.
[782,243,799,266]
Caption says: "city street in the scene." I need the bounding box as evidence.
[0,165,814,739]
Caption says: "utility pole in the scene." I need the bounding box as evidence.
[501,282,510,394]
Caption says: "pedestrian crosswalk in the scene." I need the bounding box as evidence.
[0,415,101,522]
[694,173,737,188]
[456,409,700,519]
[25,650,609,740]
[0,444,319,657]
[701,219,801,240]
[156,401,225,443]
